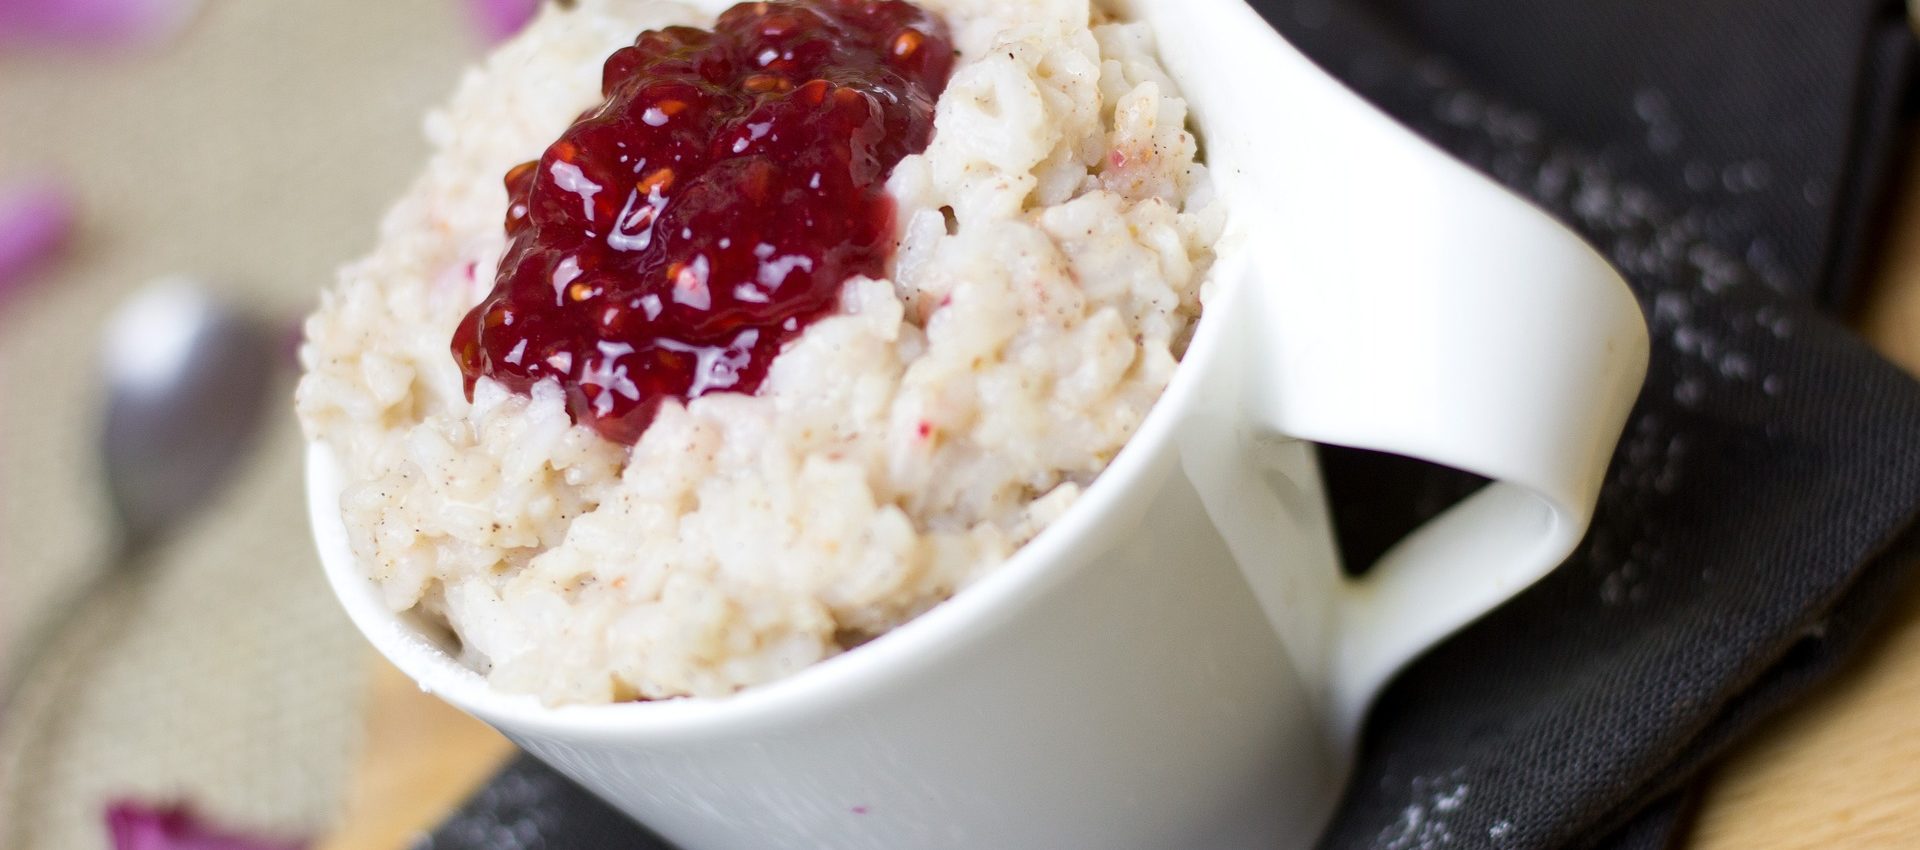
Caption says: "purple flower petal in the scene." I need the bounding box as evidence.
[0,176,75,302]
[105,801,306,850]
[0,0,200,48]
[282,313,307,369]
[467,0,540,44]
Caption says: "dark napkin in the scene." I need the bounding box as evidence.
[419,2,1920,848]
[1271,1,1920,847]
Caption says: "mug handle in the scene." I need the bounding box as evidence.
[1238,139,1648,742]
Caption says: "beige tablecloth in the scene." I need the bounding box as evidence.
[0,2,484,846]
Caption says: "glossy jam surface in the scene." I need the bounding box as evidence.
[453,0,954,444]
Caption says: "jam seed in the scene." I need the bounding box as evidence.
[638,168,676,195]
[743,74,794,93]
[891,29,923,57]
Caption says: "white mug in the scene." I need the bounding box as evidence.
[309,0,1649,846]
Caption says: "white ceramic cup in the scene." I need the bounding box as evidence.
[309,0,1650,846]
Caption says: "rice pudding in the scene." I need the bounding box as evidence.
[296,0,1220,704]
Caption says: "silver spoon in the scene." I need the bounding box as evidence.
[0,278,278,829]
[95,278,279,551]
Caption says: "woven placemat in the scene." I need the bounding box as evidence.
[0,1,479,846]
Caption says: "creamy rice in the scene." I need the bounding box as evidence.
[296,0,1221,704]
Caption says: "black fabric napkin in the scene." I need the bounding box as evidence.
[1272,1,1920,847]
[419,2,1920,848]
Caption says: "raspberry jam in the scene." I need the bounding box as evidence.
[453,0,954,443]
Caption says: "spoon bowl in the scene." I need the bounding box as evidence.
[98,279,278,548]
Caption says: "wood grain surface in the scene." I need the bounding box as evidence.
[321,139,1920,850]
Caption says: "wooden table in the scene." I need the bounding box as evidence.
[321,139,1920,850]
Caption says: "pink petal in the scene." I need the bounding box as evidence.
[105,801,306,850]
[0,176,75,302]
[282,312,308,369]
[0,0,199,48]
[466,0,540,43]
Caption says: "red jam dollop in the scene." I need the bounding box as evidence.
[453,0,955,443]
